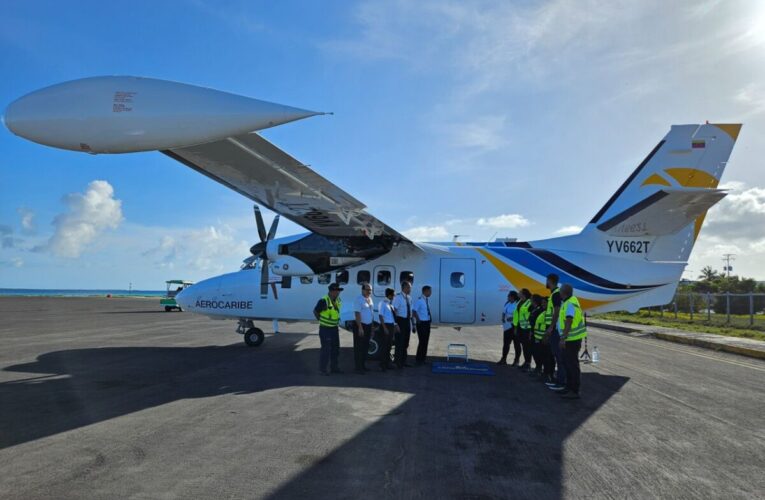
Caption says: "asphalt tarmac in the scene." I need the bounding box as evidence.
[1,297,763,499]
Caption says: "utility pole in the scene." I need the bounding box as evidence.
[721,254,736,278]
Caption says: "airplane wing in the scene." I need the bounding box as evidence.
[162,133,410,242]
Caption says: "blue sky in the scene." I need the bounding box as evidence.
[2,0,765,288]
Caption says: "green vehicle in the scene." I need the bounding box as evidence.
[160,280,194,312]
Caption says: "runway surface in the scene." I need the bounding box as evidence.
[1,297,763,499]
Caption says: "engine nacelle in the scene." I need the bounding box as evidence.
[273,233,393,275]
[271,256,314,277]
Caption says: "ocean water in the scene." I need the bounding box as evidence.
[0,289,165,297]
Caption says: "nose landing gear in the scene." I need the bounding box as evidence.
[237,319,264,347]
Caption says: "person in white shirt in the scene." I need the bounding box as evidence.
[352,282,374,374]
[392,281,413,368]
[497,290,519,365]
[412,285,433,365]
[377,287,397,371]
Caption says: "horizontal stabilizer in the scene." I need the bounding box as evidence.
[597,189,726,237]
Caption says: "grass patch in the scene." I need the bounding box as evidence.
[596,311,765,342]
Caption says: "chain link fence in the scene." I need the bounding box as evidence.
[638,292,765,329]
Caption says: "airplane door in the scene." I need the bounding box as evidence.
[439,258,475,324]
[373,265,395,298]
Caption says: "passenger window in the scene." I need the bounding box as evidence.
[450,272,465,288]
[400,271,414,285]
[300,276,313,285]
[376,270,391,286]
[336,270,349,285]
[357,270,371,284]
[318,273,331,285]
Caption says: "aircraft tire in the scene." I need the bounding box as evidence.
[244,327,265,347]
[164,306,172,312]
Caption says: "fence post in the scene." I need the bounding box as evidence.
[660,304,664,317]
[706,292,711,322]
[689,292,694,320]
[674,300,678,319]
[726,292,731,324]
[750,293,754,326]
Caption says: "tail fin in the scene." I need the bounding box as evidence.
[583,123,741,261]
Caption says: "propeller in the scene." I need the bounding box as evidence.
[249,205,280,298]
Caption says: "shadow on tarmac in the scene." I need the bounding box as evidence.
[1,332,628,498]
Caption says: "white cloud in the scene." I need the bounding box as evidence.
[403,225,449,241]
[555,225,582,236]
[476,213,530,229]
[17,207,35,233]
[0,257,24,268]
[40,180,123,258]
[442,115,508,151]
[143,224,249,272]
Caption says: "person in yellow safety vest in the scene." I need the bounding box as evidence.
[313,283,344,375]
[527,294,546,378]
[516,288,533,371]
[510,290,527,367]
[544,273,567,392]
[556,283,587,399]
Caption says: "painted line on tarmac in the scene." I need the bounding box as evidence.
[592,328,765,373]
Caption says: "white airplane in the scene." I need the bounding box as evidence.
[4,76,742,347]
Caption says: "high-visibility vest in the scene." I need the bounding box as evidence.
[533,310,547,340]
[518,299,532,329]
[544,287,560,326]
[318,295,342,327]
[512,300,522,327]
[558,295,587,341]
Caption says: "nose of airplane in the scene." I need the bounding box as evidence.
[175,286,194,311]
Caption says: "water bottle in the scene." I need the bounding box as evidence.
[592,346,600,364]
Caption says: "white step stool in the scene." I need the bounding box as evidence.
[446,343,469,363]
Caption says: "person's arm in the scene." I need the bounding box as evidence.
[413,299,421,323]
[313,299,325,321]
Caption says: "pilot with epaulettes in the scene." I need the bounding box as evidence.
[392,281,413,368]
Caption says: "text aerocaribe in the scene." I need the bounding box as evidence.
[195,300,253,310]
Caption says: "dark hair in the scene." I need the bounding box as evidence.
[508,290,519,301]
[385,287,395,298]
[531,294,542,306]
[547,273,559,285]
[521,288,531,299]
[422,285,431,293]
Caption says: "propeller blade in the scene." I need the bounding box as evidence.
[267,214,280,241]
[260,259,269,298]
[253,205,267,243]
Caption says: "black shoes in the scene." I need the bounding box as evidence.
[330,368,344,374]
[496,359,507,365]
[561,392,580,400]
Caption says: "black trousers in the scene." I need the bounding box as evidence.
[512,327,523,364]
[318,325,340,372]
[563,339,582,394]
[379,324,394,368]
[541,338,555,376]
[501,328,515,360]
[353,323,372,370]
[520,328,533,366]
[394,317,411,367]
[532,338,543,371]
[415,320,431,362]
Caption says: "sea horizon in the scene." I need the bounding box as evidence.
[0,288,165,297]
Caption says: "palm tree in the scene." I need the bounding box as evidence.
[698,266,719,281]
